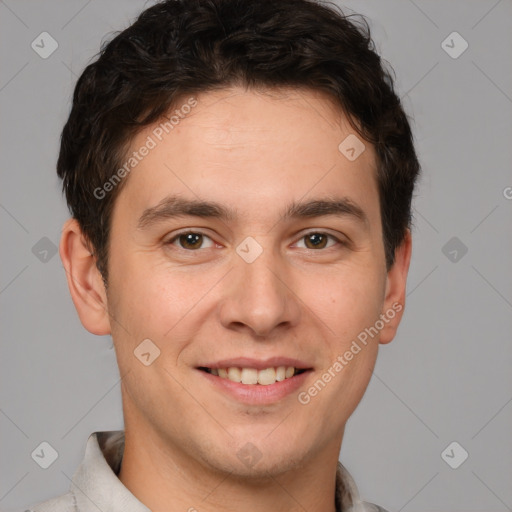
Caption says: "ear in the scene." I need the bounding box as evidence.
[379,229,412,345]
[59,218,111,335]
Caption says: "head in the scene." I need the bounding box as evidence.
[59,0,419,478]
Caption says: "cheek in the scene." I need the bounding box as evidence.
[108,253,220,347]
[305,272,383,413]
[300,264,386,343]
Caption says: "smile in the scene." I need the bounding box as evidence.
[199,366,307,385]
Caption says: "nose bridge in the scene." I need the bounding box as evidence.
[219,244,300,336]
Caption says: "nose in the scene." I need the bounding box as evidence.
[218,249,301,338]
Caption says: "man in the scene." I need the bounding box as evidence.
[24,0,419,510]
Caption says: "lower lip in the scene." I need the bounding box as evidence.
[197,369,311,405]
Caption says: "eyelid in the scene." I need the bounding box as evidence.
[292,230,345,249]
[165,228,347,250]
[166,229,217,249]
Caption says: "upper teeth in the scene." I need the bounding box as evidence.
[210,366,297,385]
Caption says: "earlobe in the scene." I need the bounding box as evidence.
[59,218,111,336]
[379,229,412,345]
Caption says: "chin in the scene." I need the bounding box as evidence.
[226,456,304,482]
[198,437,309,481]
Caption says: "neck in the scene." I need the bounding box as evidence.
[118,426,342,512]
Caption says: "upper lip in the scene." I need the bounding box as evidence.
[197,357,312,371]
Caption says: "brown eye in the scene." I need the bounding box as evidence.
[169,232,214,250]
[179,233,203,249]
[294,232,342,250]
[303,233,329,249]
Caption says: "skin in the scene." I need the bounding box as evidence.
[60,85,411,512]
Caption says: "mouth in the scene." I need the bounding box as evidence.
[195,357,313,404]
[198,366,308,386]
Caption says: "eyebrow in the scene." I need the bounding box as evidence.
[137,194,368,229]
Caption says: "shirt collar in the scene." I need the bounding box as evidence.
[69,431,383,512]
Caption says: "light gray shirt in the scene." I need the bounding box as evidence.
[23,431,389,512]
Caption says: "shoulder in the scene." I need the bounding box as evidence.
[18,491,76,512]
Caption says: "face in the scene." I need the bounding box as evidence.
[97,86,406,477]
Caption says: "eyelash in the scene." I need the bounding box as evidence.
[166,230,345,251]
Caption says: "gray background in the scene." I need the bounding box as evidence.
[1,1,511,511]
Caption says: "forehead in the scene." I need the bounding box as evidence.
[113,86,380,227]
